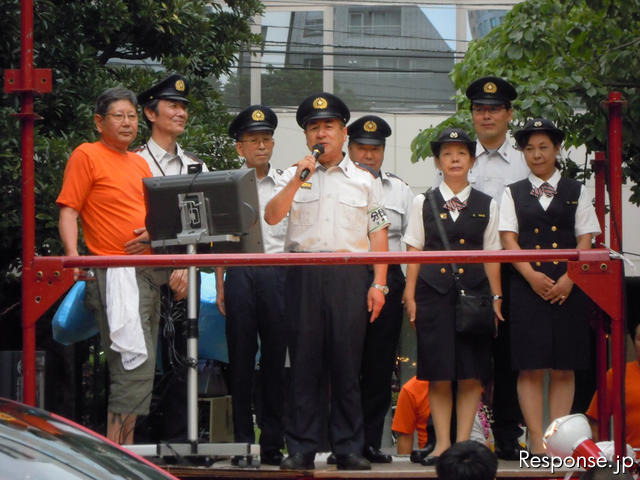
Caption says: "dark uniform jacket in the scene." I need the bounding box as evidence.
[419,188,491,294]
[509,177,580,279]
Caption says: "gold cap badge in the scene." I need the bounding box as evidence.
[313,97,327,109]
[449,131,459,139]
[175,79,186,92]
[483,81,497,94]
[252,109,265,121]
[534,120,542,127]
[364,121,377,132]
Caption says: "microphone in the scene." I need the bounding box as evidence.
[300,144,324,180]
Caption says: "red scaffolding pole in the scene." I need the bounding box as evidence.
[603,91,627,458]
[4,0,54,406]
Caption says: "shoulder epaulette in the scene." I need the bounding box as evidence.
[183,150,204,164]
[385,171,408,185]
[354,161,379,178]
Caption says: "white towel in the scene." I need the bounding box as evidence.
[105,267,147,370]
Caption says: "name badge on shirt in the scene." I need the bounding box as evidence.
[440,213,448,220]
[472,213,487,218]
[300,182,312,190]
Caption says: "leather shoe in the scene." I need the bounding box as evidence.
[495,440,525,461]
[364,445,392,463]
[261,449,284,466]
[336,453,371,470]
[410,443,435,463]
[280,453,315,470]
[421,455,439,466]
[326,453,337,465]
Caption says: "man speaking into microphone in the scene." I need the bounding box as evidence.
[265,92,390,471]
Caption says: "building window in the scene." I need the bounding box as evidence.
[303,57,322,69]
[349,12,364,36]
[348,8,401,37]
[303,11,323,38]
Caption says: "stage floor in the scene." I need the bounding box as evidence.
[159,452,578,479]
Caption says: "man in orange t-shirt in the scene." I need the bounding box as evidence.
[586,322,640,454]
[392,376,431,454]
[57,87,164,445]
[57,140,152,256]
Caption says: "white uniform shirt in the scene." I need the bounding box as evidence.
[243,163,287,254]
[403,183,501,251]
[137,138,208,177]
[499,169,602,237]
[468,138,529,205]
[274,154,389,253]
[380,171,415,252]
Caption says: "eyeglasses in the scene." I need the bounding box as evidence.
[103,112,138,123]
[239,137,274,146]
[471,105,507,114]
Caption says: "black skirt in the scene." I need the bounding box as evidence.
[509,272,592,371]
[414,278,492,382]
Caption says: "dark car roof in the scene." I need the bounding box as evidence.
[0,398,177,480]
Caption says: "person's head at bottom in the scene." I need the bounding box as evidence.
[436,440,498,480]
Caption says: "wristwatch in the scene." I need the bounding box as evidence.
[372,283,389,295]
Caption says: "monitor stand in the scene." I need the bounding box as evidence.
[126,193,260,467]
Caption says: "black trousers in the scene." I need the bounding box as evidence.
[491,265,524,444]
[360,265,405,449]
[225,266,287,451]
[285,264,369,456]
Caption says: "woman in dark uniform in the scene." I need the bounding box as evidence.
[499,118,601,456]
[403,128,503,465]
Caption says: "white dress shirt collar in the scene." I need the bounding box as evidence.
[528,169,561,188]
[438,182,472,202]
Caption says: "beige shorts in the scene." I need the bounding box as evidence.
[85,268,167,415]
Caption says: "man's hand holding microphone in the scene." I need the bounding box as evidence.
[297,144,324,181]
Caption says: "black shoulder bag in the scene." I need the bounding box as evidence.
[426,189,495,336]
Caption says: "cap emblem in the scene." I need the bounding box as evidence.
[175,79,186,92]
[449,131,459,139]
[313,97,327,110]
[483,81,497,94]
[364,120,377,132]
[534,120,542,127]
[252,109,265,121]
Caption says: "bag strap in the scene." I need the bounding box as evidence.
[426,188,465,294]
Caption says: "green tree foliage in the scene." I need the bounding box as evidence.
[0,0,262,338]
[411,0,640,201]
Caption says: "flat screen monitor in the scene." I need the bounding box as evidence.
[143,169,264,254]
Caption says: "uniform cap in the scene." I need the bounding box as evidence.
[466,76,517,106]
[229,105,278,140]
[347,115,391,145]
[430,128,476,157]
[138,74,190,105]
[514,118,564,149]
[296,92,350,128]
